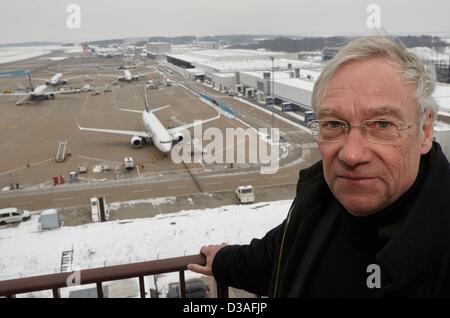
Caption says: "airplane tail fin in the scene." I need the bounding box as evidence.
[26,73,34,91]
[144,87,150,113]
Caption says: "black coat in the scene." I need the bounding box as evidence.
[212,142,450,297]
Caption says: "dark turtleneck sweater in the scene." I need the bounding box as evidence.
[304,148,434,297]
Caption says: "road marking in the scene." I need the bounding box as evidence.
[204,182,221,186]
[168,185,188,189]
[76,155,122,165]
[80,94,90,113]
[131,189,152,193]
[240,178,255,182]
[0,158,54,176]
[271,175,289,179]
[53,197,76,201]
[12,201,35,205]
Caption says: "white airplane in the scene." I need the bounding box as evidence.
[98,69,154,82]
[33,73,87,86]
[77,89,220,153]
[0,75,78,105]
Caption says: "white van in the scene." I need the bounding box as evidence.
[90,197,100,223]
[235,185,255,204]
[0,208,31,225]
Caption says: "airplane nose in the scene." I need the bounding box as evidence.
[158,142,172,153]
[163,143,172,153]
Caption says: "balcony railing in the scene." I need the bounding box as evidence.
[0,254,229,298]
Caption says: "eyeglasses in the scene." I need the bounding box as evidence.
[308,119,418,145]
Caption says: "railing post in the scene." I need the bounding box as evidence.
[216,283,229,298]
[52,288,61,298]
[96,282,103,298]
[138,276,146,298]
[179,271,186,298]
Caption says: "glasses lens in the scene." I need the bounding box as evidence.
[364,120,399,144]
[320,120,346,141]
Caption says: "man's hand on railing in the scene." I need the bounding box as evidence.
[187,243,228,276]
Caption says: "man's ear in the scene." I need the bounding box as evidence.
[420,108,433,155]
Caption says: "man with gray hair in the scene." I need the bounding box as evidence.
[188,36,450,297]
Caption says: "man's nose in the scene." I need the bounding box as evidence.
[337,127,371,167]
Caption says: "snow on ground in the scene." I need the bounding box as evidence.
[0,45,83,64]
[41,57,69,61]
[0,200,291,283]
[108,196,177,211]
[0,47,52,64]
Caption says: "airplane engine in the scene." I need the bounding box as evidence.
[131,135,144,148]
[171,132,184,143]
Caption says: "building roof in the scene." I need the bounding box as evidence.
[166,49,321,73]
[275,78,315,91]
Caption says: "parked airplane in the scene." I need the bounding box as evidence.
[77,89,220,153]
[81,43,122,58]
[33,73,87,86]
[0,74,78,105]
[98,69,154,82]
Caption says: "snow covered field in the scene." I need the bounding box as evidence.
[0,45,82,64]
[0,200,291,288]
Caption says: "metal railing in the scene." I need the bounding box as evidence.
[0,254,228,298]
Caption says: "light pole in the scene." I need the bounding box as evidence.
[270,56,275,141]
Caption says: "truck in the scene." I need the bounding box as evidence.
[281,102,300,112]
[124,157,134,170]
[78,161,88,174]
[146,80,157,89]
[90,196,109,223]
[235,185,255,204]
[304,110,317,124]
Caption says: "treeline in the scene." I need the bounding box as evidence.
[86,39,125,46]
[147,34,275,45]
[229,35,448,52]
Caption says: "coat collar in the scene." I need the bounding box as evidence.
[377,142,450,292]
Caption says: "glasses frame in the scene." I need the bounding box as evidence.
[308,118,419,145]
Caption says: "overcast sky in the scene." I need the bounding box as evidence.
[1,0,450,44]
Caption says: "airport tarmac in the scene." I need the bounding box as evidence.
[0,51,320,219]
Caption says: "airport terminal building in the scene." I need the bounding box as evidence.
[166,48,322,110]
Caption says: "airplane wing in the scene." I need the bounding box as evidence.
[45,89,78,95]
[167,113,220,134]
[135,71,156,78]
[150,104,171,112]
[33,77,49,82]
[65,75,92,81]
[0,92,30,96]
[77,118,150,138]
[119,108,143,114]
[16,95,31,105]
[97,74,120,79]
[119,105,171,114]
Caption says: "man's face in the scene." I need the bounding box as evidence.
[318,57,433,216]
